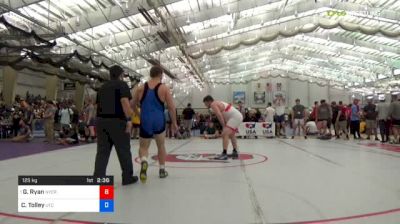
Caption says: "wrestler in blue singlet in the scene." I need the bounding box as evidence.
[140,82,165,138]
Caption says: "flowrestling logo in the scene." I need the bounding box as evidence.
[326,10,381,17]
[326,10,347,16]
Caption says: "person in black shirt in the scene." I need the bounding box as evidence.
[94,65,138,185]
[182,103,195,137]
[364,99,379,141]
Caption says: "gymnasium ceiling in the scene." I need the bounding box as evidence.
[0,0,400,95]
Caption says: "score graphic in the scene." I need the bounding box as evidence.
[18,176,114,213]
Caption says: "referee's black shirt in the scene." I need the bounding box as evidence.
[96,80,131,119]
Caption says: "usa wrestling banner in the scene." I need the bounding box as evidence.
[237,122,275,137]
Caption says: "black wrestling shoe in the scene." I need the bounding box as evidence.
[122,176,138,185]
[214,153,228,160]
[159,169,168,178]
[230,150,239,159]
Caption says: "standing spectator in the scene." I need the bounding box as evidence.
[336,101,349,140]
[331,101,339,136]
[182,103,195,137]
[264,102,275,123]
[291,99,307,139]
[59,103,74,132]
[389,96,400,144]
[350,99,361,139]
[377,98,390,143]
[84,98,96,142]
[310,101,319,121]
[54,103,60,131]
[346,103,352,131]
[164,108,173,138]
[364,99,379,141]
[12,110,21,137]
[131,107,140,139]
[94,65,138,185]
[43,101,56,143]
[274,99,286,138]
[316,99,331,136]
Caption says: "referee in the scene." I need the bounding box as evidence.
[94,65,138,185]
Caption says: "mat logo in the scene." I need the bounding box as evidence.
[151,153,253,163]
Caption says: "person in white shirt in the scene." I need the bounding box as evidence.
[59,103,73,131]
[265,102,275,123]
[306,121,318,135]
[274,95,286,137]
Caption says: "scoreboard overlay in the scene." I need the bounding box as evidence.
[18,176,114,213]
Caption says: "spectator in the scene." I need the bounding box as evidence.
[182,103,195,137]
[43,100,56,143]
[331,101,339,136]
[377,98,390,143]
[255,109,262,121]
[274,96,286,138]
[363,99,379,141]
[305,120,319,135]
[264,102,275,123]
[84,98,96,142]
[336,101,349,140]
[204,122,219,139]
[316,99,331,136]
[57,125,79,146]
[291,99,307,139]
[198,114,207,135]
[164,109,173,138]
[310,101,319,121]
[11,119,31,142]
[237,101,246,118]
[389,95,400,144]
[350,99,361,139]
[12,110,21,137]
[131,107,140,139]
[59,103,74,132]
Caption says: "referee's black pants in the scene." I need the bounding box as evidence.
[94,117,133,179]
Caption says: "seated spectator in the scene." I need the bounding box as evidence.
[57,125,79,145]
[360,118,366,134]
[305,120,319,135]
[204,122,220,139]
[176,124,188,139]
[11,119,31,142]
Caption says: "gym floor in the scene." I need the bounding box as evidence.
[0,137,399,224]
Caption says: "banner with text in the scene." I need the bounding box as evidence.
[237,122,275,137]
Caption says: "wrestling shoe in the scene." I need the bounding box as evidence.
[159,169,168,178]
[140,161,148,183]
[214,153,228,160]
[229,150,239,159]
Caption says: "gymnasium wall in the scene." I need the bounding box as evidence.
[0,69,47,97]
[175,77,352,110]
